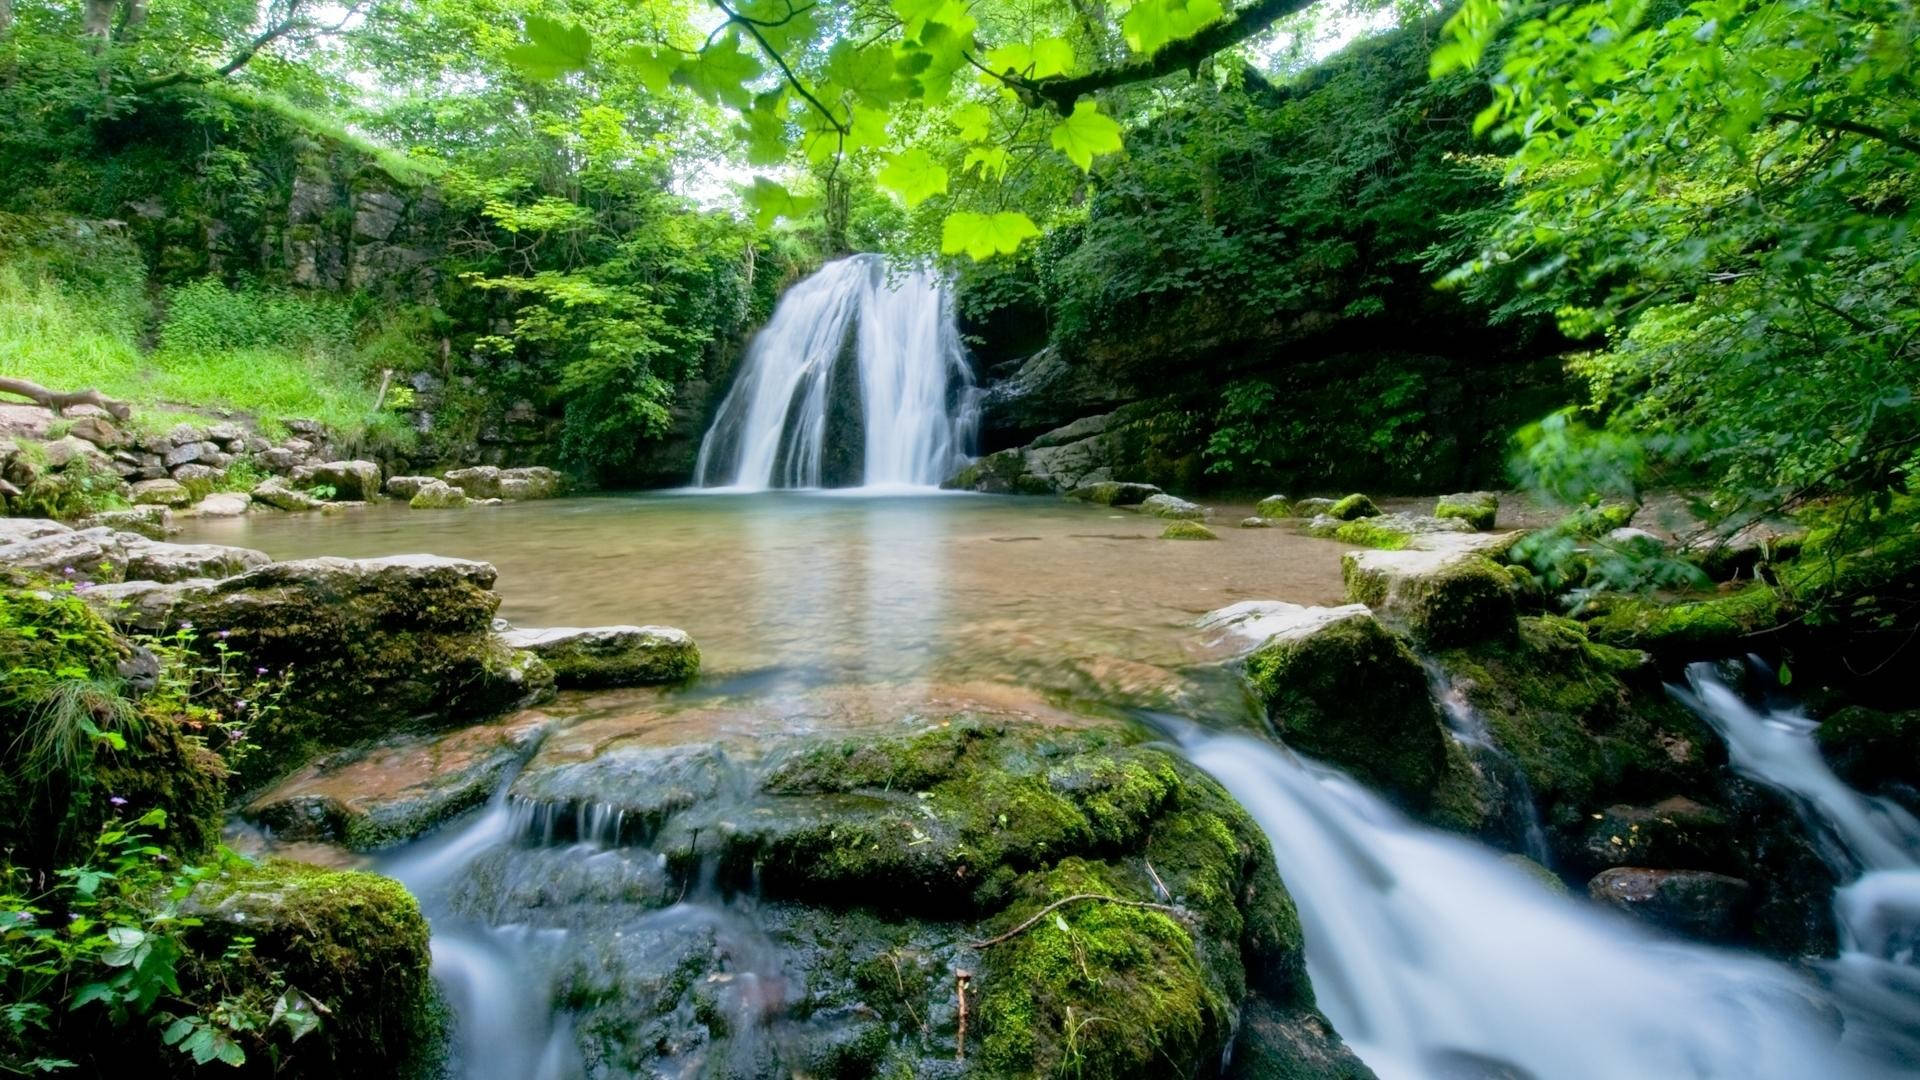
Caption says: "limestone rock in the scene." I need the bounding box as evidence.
[384,475,438,500]
[248,711,554,850]
[250,476,322,512]
[189,491,251,517]
[1065,480,1161,506]
[408,479,470,509]
[169,463,223,487]
[1198,601,1374,652]
[44,435,114,471]
[1307,511,1474,549]
[1588,867,1752,941]
[1433,492,1500,531]
[498,625,700,687]
[1239,516,1272,529]
[0,525,123,578]
[1162,520,1218,540]
[1342,549,1518,646]
[1245,607,1450,810]
[66,416,127,450]
[291,459,383,501]
[445,465,562,501]
[1254,495,1292,518]
[0,518,75,545]
[1138,492,1206,520]
[164,440,221,468]
[1328,493,1380,521]
[117,536,269,582]
[77,506,174,540]
[1291,497,1337,518]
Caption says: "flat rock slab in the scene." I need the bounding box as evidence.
[1406,530,1525,556]
[499,625,699,687]
[0,522,265,583]
[1342,548,1517,647]
[247,710,556,850]
[1197,600,1375,652]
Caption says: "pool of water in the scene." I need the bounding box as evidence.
[177,491,1352,710]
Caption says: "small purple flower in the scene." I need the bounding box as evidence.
[109,795,127,808]
[235,700,249,711]
[218,630,231,639]
[256,667,268,675]
[13,912,31,924]
[62,566,75,576]
[229,729,247,742]
[74,582,93,594]
[179,621,193,630]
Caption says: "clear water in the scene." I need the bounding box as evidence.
[693,254,977,490]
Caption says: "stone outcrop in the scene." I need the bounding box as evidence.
[1434,491,1500,531]
[0,520,267,583]
[407,478,470,508]
[1587,867,1752,941]
[291,459,383,501]
[444,465,562,500]
[1138,492,1206,519]
[1162,520,1218,540]
[498,625,700,687]
[1341,549,1518,647]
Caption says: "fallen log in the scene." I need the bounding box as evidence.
[0,377,132,420]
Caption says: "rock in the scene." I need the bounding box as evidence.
[1307,511,1475,549]
[259,447,297,473]
[1817,706,1920,814]
[188,491,251,517]
[1066,480,1161,506]
[1239,516,1272,529]
[83,554,553,787]
[408,479,470,508]
[444,465,562,501]
[383,475,438,500]
[1683,519,1806,581]
[0,518,75,545]
[1162,520,1218,540]
[1342,549,1518,646]
[250,476,323,512]
[1245,607,1451,810]
[1406,530,1526,556]
[291,460,383,501]
[1588,867,1752,941]
[165,422,208,446]
[353,189,407,241]
[117,536,270,582]
[0,525,124,578]
[1138,492,1206,520]
[66,416,127,449]
[1254,495,1292,518]
[43,435,114,471]
[1434,491,1499,531]
[76,506,173,540]
[248,711,554,850]
[187,862,436,1074]
[1604,527,1667,552]
[1198,601,1374,651]
[318,500,368,515]
[1328,493,1381,520]
[1580,585,1783,657]
[1291,497,1337,518]
[498,626,700,687]
[205,421,245,445]
[163,440,221,468]
[1576,798,1737,878]
[169,463,223,487]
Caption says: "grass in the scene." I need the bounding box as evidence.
[0,264,402,441]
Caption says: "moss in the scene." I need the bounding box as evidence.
[977,858,1234,1079]
[1817,706,1920,808]
[1246,613,1449,810]
[1565,502,1634,538]
[1342,552,1517,647]
[1254,495,1292,518]
[1328,494,1379,521]
[407,485,469,509]
[941,462,985,490]
[188,860,440,1077]
[1581,583,1783,656]
[1162,520,1218,540]
[1434,616,1712,835]
[1327,518,1412,549]
[1013,473,1056,496]
[1433,492,1498,531]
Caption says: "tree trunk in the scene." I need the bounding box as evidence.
[82,0,117,44]
[0,377,133,419]
[0,0,14,37]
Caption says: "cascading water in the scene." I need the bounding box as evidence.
[1675,663,1920,1067]
[693,254,977,490]
[1174,723,1916,1080]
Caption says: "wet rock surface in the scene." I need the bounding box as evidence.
[1587,867,1753,941]
[498,625,700,687]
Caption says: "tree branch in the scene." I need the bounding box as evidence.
[0,378,132,420]
[132,0,363,94]
[712,0,847,133]
[1772,111,1920,160]
[998,0,1320,112]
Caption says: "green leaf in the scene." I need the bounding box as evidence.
[1123,0,1222,57]
[1050,100,1124,171]
[740,177,821,228]
[1031,37,1076,79]
[505,15,592,80]
[673,34,764,109]
[1777,660,1793,686]
[951,103,993,142]
[963,144,1010,179]
[940,211,1040,260]
[619,45,682,95]
[736,91,790,166]
[876,149,949,207]
[824,41,911,107]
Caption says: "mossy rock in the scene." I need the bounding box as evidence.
[1162,520,1218,540]
[1067,480,1162,506]
[1817,706,1920,813]
[1328,494,1379,521]
[1433,491,1498,531]
[1342,550,1517,647]
[1246,610,1450,811]
[184,861,440,1078]
[1580,584,1783,657]
[1254,495,1293,519]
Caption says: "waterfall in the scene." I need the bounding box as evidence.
[1173,723,1912,1080]
[693,254,977,490]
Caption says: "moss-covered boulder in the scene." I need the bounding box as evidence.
[1245,608,1450,810]
[445,465,562,501]
[498,624,699,687]
[1433,491,1499,531]
[1328,494,1379,521]
[1254,494,1293,518]
[1816,706,1920,813]
[1067,479,1162,506]
[1138,492,1206,519]
[1305,511,1474,550]
[407,478,470,509]
[382,475,438,499]
[1290,497,1337,518]
[1162,520,1218,540]
[84,555,554,789]
[1342,549,1517,646]
[290,460,383,501]
[184,861,439,1077]
[1580,584,1782,657]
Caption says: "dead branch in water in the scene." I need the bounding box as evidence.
[0,377,132,420]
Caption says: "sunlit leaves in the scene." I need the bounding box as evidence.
[673,33,764,108]
[736,91,790,165]
[877,148,950,206]
[505,15,592,79]
[618,45,682,94]
[741,177,820,227]
[963,144,1010,179]
[1122,0,1224,58]
[1430,0,1505,78]
[824,41,912,107]
[1050,100,1123,171]
[951,102,993,142]
[985,36,1074,78]
[941,211,1042,259]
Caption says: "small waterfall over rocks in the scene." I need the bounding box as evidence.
[694,253,978,490]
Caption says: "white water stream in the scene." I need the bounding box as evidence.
[1179,709,1920,1080]
[693,254,976,490]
